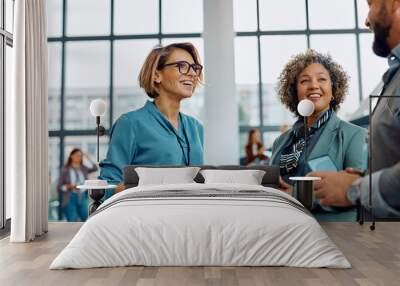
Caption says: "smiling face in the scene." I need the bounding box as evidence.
[155,48,199,100]
[296,63,333,116]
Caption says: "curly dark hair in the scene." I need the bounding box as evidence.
[277,49,349,117]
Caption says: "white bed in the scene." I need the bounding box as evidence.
[50,183,351,269]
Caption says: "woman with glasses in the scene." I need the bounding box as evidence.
[99,42,204,193]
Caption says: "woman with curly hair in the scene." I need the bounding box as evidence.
[270,49,367,220]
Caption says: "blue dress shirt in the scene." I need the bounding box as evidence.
[99,100,204,184]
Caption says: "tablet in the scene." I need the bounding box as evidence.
[307,155,338,172]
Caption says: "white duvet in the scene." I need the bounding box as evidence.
[50,183,351,269]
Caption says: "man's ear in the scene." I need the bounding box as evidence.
[154,70,162,84]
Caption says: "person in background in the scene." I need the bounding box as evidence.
[99,42,204,193]
[270,49,367,221]
[57,148,98,222]
[245,129,268,165]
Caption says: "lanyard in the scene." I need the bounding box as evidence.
[177,113,191,166]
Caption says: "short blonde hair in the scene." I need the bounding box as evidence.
[138,42,203,98]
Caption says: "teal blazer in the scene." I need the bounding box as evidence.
[99,100,204,185]
[270,112,367,178]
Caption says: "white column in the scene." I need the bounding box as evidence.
[203,0,238,165]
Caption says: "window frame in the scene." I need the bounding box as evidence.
[47,0,203,213]
[236,0,368,143]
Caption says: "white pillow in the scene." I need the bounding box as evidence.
[135,167,201,186]
[200,169,266,185]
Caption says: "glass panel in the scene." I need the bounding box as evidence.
[47,0,63,37]
[261,35,307,126]
[5,0,13,32]
[5,45,13,219]
[357,0,369,29]
[259,0,306,31]
[261,35,308,84]
[48,137,60,221]
[66,0,110,36]
[113,39,157,121]
[359,33,387,98]
[65,41,110,130]
[162,0,203,33]
[161,38,205,120]
[62,136,107,221]
[5,45,11,96]
[179,86,204,121]
[239,132,248,159]
[308,0,355,29]
[5,44,12,220]
[310,34,359,119]
[233,0,257,32]
[48,43,62,131]
[114,0,158,35]
[235,36,260,126]
[64,136,108,175]
[263,131,282,150]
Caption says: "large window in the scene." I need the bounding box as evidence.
[47,0,204,221]
[0,0,14,230]
[234,0,387,158]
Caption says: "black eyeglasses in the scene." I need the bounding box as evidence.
[162,61,203,76]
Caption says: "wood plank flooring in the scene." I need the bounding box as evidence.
[0,222,399,286]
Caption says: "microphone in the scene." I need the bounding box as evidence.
[90,99,106,117]
[297,99,315,117]
[297,99,315,175]
[89,99,107,162]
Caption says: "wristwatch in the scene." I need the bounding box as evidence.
[346,178,362,205]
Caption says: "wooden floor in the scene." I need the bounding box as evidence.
[0,222,399,286]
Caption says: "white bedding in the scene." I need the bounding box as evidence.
[50,183,351,269]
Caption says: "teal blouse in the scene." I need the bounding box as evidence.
[99,100,204,184]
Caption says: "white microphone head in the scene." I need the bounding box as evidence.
[297,99,315,117]
[90,99,106,117]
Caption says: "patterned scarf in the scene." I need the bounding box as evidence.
[279,109,332,176]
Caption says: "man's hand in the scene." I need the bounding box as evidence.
[279,177,294,196]
[307,171,360,207]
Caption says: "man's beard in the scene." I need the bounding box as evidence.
[372,22,391,57]
[372,7,391,57]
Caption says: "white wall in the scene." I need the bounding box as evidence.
[203,0,238,165]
